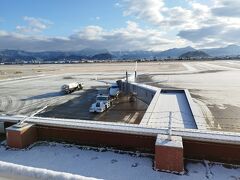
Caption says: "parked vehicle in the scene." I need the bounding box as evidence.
[61,82,83,94]
[89,94,111,113]
[109,83,120,97]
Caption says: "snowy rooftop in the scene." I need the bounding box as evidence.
[155,134,183,148]
[128,81,203,130]
[0,141,239,180]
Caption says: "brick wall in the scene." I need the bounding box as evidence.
[183,140,240,164]
[36,125,156,153]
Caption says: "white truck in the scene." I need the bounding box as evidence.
[61,82,83,94]
[109,83,120,97]
[89,94,111,113]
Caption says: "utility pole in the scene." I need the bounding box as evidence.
[134,61,137,81]
[126,71,128,94]
[168,111,173,141]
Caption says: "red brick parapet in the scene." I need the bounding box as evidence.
[6,123,37,149]
[154,134,184,174]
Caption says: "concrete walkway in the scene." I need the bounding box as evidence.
[141,90,197,129]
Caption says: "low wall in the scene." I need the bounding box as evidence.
[36,125,156,153]
[121,81,157,105]
[36,125,240,164]
[183,139,240,164]
[184,90,207,130]
[140,89,161,125]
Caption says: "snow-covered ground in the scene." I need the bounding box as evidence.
[0,141,239,180]
[150,61,240,132]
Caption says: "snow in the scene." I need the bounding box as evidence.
[184,90,208,130]
[0,74,46,83]
[155,134,183,148]
[0,160,96,180]
[201,62,238,71]
[141,90,197,129]
[0,141,239,180]
[6,123,34,132]
[182,63,197,72]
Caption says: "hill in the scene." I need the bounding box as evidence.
[92,53,113,60]
[155,46,196,58]
[179,50,210,59]
[201,45,240,57]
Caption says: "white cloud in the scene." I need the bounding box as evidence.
[0,21,175,51]
[73,25,104,41]
[114,2,121,7]
[16,16,52,34]
[175,0,240,47]
[123,0,165,24]
[120,0,240,47]
[2,0,240,51]
[0,30,8,36]
[71,21,174,51]
[122,0,212,30]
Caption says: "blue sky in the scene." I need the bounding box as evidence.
[0,0,128,35]
[0,0,239,51]
[0,0,188,34]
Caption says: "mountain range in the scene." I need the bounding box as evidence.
[1,45,240,62]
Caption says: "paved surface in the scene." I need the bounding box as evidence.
[145,60,240,132]
[0,61,240,132]
[0,74,104,116]
[0,73,147,124]
[39,91,147,124]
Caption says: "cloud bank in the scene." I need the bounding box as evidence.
[0,20,174,51]
[1,0,240,51]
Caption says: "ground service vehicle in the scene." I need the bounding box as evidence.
[109,83,120,97]
[61,82,83,94]
[89,94,111,113]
